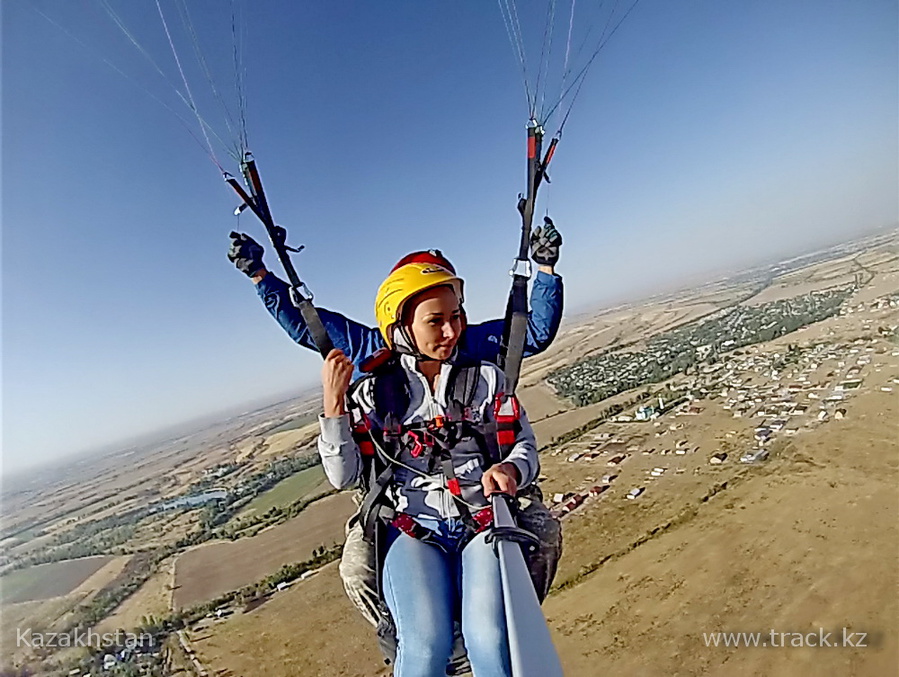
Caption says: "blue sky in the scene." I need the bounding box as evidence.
[3,1,896,475]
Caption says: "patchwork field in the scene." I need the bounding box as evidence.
[234,464,330,519]
[173,492,355,609]
[3,230,896,676]
[187,376,897,677]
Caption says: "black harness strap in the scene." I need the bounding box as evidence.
[360,464,396,542]
[224,153,334,356]
[446,360,481,420]
[499,122,559,397]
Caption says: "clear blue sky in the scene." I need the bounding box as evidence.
[3,1,896,475]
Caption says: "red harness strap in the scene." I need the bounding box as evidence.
[390,507,494,541]
[352,413,376,457]
[391,513,431,540]
[493,392,521,449]
[471,506,495,532]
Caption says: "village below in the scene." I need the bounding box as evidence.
[2,228,897,677]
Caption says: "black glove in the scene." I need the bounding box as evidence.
[228,231,265,277]
[530,217,563,267]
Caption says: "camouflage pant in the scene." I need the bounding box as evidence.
[338,487,563,636]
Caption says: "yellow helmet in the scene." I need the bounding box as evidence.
[375,261,464,349]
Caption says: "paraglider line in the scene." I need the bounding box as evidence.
[29,0,226,172]
[154,0,221,168]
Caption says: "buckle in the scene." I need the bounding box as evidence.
[407,431,424,458]
[508,258,532,279]
[493,393,521,422]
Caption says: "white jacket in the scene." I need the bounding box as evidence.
[317,353,539,522]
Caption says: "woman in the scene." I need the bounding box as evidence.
[317,260,539,677]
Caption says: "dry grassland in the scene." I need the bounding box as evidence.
[0,597,74,658]
[189,377,896,677]
[256,424,320,458]
[852,270,899,304]
[516,382,569,422]
[173,492,355,609]
[188,563,386,677]
[96,558,176,633]
[546,385,897,677]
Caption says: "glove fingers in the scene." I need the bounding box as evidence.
[543,224,562,246]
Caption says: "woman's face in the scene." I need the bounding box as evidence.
[405,285,463,361]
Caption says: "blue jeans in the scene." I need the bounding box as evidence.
[382,520,511,677]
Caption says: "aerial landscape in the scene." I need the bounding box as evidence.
[4,1,896,676]
[2,228,897,675]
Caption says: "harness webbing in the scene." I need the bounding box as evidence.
[499,122,558,399]
[224,153,334,357]
[352,358,500,544]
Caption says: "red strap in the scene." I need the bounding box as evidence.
[358,438,375,457]
[407,431,424,458]
[493,393,521,448]
[493,392,521,422]
[359,347,393,373]
[447,478,461,496]
[352,413,375,457]
[392,509,492,540]
[472,507,494,533]
[391,513,428,540]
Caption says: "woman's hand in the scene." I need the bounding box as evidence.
[322,349,354,417]
[481,462,521,497]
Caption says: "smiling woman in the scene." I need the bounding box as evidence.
[314,254,563,674]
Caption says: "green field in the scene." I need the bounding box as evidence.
[237,465,329,518]
[0,555,114,604]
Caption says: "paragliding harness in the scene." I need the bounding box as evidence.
[347,352,528,669]
[350,353,522,543]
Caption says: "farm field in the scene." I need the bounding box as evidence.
[234,464,329,519]
[173,492,355,609]
[95,558,176,634]
[0,556,115,604]
[264,412,319,436]
[189,376,897,677]
[2,230,896,676]
[1,555,133,663]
